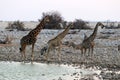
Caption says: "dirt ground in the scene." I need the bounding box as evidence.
[0,29,120,71]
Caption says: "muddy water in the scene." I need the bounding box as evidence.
[0,62,99,80]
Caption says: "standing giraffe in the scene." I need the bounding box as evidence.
[19,15,51,62]
[81,22,104,56]
[83,22,104,42]
[63,22,104,57]
[41,22,73,61]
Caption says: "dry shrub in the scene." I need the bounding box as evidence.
[42,11,64,29]
[6,20,25,31]
[73,19,92,30]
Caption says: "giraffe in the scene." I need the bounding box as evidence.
[63,22,104,57]
[41,22,73,61]
[80,33,95,56]
[81,22,104,56]
[19,15,51,62]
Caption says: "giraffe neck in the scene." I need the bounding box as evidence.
[28,19,45,37]
[88,24,99,41]
[55,25,71,40]
[34,20,45,32]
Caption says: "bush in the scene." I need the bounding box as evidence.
[42,11,64,29]
[117,24,120,28]
[73,19,92,30]
[6,20,25,31]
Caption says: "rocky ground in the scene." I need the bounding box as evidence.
[0,29,120,80]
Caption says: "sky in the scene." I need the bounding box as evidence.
[0,0,120,21]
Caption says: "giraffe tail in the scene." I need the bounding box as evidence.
[19,47,22,52]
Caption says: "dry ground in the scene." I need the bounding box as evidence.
[0,29,120,70]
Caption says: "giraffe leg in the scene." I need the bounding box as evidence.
[58,46,61,61]
[81,48,85,61]
[81,49,83,57]
[83,48,86,57]
[91,42,95,58]
[88,48,91,56]
[84,48,87,57]
[21,51,24,61]
[81,48,85,62]
[20,47,23,61]
[31,43,35,62]
[21,44,26,62]
[91,47,94,58]
[45,47,50,61]
[59,41,62,61]
[23,50,26,62]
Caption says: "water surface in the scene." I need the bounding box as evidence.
[0,61,98,80]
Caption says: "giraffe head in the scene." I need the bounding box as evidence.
[44,15,51,23]
[39,15,51,23]
[97,22,105,28]
[68,22,74,28]
[83,33,88,40]
[40,45,48,55]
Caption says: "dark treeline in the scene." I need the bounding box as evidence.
[5,11,91,31]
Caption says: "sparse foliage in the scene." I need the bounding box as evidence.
[6,20,25,31]
[42,11,64,29]
[73,19,91,30]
